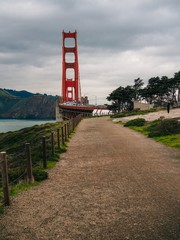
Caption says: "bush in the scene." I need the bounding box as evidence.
[33,166,48,182]
[124,118,146,127]
[146,119,161,132]
[7,167,25,184]
[148,119,180,137]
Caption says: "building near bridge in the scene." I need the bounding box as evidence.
[133,101,154,110]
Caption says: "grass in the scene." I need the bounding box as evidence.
[0,121,67,168]
[154,134,180,148]
[130,125,180,149]
[128,125,149,135]
[121,119,180,150]
[0,122,63,151]
[10,182,40,196]
[0,182,40,214]
[0,89,16,98]
[0,120,72,214]
[47,160,58,169]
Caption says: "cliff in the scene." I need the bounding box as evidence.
[0,89,56,119]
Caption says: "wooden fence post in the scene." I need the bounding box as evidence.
[0,152,10,206]
[73,118,75,130]
[66,123,69,139]
[42,136,47,169]
[65,123,67,141]
[69,121,71,134]
[25,143,34,184]
[70,119,73,132]
[67,122,70,137]
[51,131,54,156]
[61,126,64,145]
[57,128,60,149]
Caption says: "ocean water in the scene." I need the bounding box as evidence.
[0,119,55,133]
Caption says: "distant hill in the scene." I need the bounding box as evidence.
[0,89,16,98]
[0,89,57,119]
[4,89,36,98]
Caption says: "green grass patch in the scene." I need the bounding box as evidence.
[154,134,180,149]
[0,120,72,212]
[122,118,180,150]
[128,126,149,135]
[10,182,40,196]
[47,161,57,169]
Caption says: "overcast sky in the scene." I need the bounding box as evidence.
[0,0,180,104]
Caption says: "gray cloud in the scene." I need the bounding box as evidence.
[0,0,180,103]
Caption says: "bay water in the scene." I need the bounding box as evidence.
[0,119,56,133]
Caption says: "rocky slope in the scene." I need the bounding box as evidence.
[0,89,56,119]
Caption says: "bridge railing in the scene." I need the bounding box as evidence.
[0,114,83,207]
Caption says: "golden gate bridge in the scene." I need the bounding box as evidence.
[56,31,107,120]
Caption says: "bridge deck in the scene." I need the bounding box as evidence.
[59,104,107,111]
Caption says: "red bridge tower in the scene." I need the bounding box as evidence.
[62,31,81,103]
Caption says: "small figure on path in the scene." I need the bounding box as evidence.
[167,100,170,114]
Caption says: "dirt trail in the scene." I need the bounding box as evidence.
[0,117,180,240]
[113,108,180,123]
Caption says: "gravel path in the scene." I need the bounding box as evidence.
[113,108,180,123]
[0,117,180,240]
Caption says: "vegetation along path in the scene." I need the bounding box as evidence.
[0,117,180,240]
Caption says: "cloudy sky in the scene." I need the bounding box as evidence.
[0,0,180,104]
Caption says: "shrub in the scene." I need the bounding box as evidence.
[111,113,126,118]
[33,166,48,182]
[146,119,161,132]
[8,167,25,184]
[148,119,180,137]
[124,118,146,127]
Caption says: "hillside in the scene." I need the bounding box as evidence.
[4,89,35,98]
[0,89,16,98]
[0,89,56,119]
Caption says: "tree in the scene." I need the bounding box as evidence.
[107,85,134,112]
[107,70,180,111]
[140,76,171,105]
[172,71,180,103]
[157,76,171,104]
[107,86,125,112]
[133,78,144,100]
[174,71,180,88]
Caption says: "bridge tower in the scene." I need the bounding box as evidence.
[62,31,81,103]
